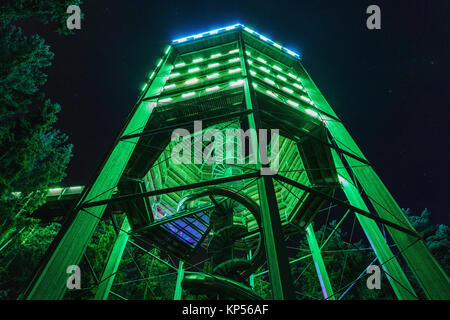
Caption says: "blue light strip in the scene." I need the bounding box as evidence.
[172,24,300,59]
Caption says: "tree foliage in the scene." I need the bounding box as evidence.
[403,208,450,297]
[0,1,79,243]
[0,208,447,300]
[0,222,60,299]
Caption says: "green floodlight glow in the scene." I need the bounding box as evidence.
[248,60,254,65]
[282,87,293,94]
[229,68,241,74]
[207,73,219,79]
[288,73,297,79]
[252,83,258,88]
[301,95,313,104]
[141,83,148,91]
[208,62,220,68]
[165,46,171,54]
[250,70,257,76]
[182,92,195,98]
[257,57,267,64]
[229,49,239,54]
[193,58,204,63]
[185,78,199,85]
[286,100,299,107]
[229,58,240,63]
[164,84,176,90]
[229,79,244,87]
[157,59,163,67]
[273,42,282,49]
[246,51,251,56]
[305,108,318,118]
[293,83,303,90]
[266,90,278,98]
[338,175,348,186]
[169,72,181,78]
[273,65,282,71]
[211,53,222,59]
[188,67,200,73]
[175,62,185,68]
[259,66,270,73]
[277,75,287,81]
[147,101,157,112]
[159,97,173,103]
[205,85,220,92]
[149,71,155,79]
[264,78,275,85]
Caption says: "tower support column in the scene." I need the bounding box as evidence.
[305,224,335,300]
[174,261,184,300]
[238,32,295,299]
[21,49,173,300]
[297,62,450,299]
[332,150,417,299]
[94,217,131,300]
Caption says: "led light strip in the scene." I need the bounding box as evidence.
[172,24,300,59]
[255,85,319,119]
[250,67,304,100]
[248,48,303,84]
[141,46,173,92]
[158,77,245,105]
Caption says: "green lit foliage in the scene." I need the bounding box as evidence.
[253,270,271,299]
[0,222,60,299]
[63,216,177,300]
[63,220,123,300]
[403,208,449,298]
[113,247,175,300]
[0,3,75,244]
[59,215,208,300]
[292,223,395,300]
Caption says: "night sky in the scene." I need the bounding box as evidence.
[21,1,449,224]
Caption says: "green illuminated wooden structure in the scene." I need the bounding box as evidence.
[22,24,449,300]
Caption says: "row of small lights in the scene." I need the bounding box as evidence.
[173,48,240,69]
[245,53,317,108]
[142,25,302,93]
[146,41,317,119]
[172,24,300,59]
[244,47,317,113]
[159,48,241,92]
[163,59,242,92]
[141,46,172,92]
[11,186,85,198]
[252,81,319,119]
[158,79,245,104]
[48,186,84,194]
[248,55,303,87]
[159,75,319,121]
[159,48,316,113]
[164,48,308,102]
